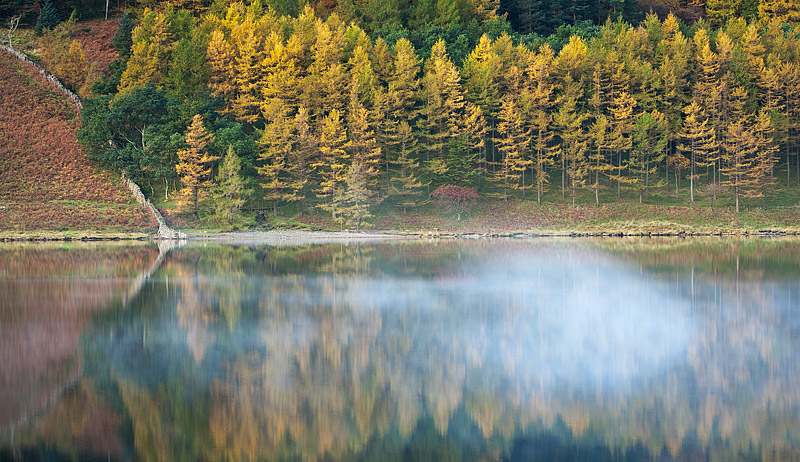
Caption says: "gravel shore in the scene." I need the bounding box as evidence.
[188,230,416,244]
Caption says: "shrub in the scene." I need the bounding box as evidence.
[431,185,479,221]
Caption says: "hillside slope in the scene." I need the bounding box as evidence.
[0,50,156,234]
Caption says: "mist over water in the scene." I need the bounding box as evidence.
[2,238,799,461]
[250,247,696,395]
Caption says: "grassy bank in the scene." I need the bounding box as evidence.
[0,51,157,236]
[153,196,800,237]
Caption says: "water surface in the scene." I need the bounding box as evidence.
[1,238,799,461]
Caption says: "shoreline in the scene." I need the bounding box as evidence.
[2,228,799,243]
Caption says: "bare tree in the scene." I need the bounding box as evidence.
[4,15,21,48]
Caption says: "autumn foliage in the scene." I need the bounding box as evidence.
[432,185,480,221]
[0,52,155,232]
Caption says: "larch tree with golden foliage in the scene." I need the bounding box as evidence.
[493,96,531,200]
[257,104,300,217]
[56,40,88,92]
[608,90,637,198]
[420,39,466,174]
[314,110,349,228]
[177,114,220,218]
[342,159,374,232]
[759,0,800,23]
[630,110,668,203]
[678,100,717,203]
[520,44,556,204]
[389,121,425,212]
[720,118,758,213]
[553,78,588,207]
[347,96,382,194]
[118,9,170,93]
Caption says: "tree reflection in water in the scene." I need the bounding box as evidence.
[3,238,800,461]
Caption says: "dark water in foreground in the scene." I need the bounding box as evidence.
[1,238,799,461]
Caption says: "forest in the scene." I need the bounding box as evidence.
[4,0,800,229]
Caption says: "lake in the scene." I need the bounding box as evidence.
[1,237,799,461]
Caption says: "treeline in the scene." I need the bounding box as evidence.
[73,3,800,228]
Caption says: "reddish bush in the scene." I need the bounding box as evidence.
[431,185,479,221]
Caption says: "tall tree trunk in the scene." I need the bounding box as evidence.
[617,151,622,199]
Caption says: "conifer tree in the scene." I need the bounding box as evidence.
[257,106,299,216]
[261,33,300,120]
[371,88,392,184]
[347,95,382,193]
[342,159,374,231]
[758,0,800,23]
[177,114,220,218]
[292,106,317,209]
[706,0,739,26]
[389,121,425,212]
[56,40,88,92]
[554,78,588,207]
[348,44,376,106]
[420,39,466,180]
[462,34,502,124]
[754,109,780,193]
[35,0,59,33]
[118,10,170,94]
[720,119,758,213]
[113,12,135,56]
[231,26,266,126]
[523,44,556,204]
[553,35,588,81]
[678,100,717,203]
[207,30,236,102]
[493,97,531,200]
[463,102,488,181]
[314,110,349,228]
[630,110,668,202]
[588,115,614,205]
[213,146,250,225]
[693,29,720,116]
[303,18,347,122]
[608,91,637,198]
[370,37,393,86]
[388,38,421,121]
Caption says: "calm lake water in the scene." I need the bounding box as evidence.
[1,238,799,461]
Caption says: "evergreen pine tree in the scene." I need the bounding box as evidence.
[35,0,59,34]
[213,146,251,225]
[112,12,135,56]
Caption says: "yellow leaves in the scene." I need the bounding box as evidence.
[207,30,235,99]
[759,0,800,24]
[493,96,532,198]
[55,40,88,92]
[118,9,172,94]
[555,35,588,78]
[176,114,219,216]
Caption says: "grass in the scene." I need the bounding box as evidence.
[150,196,800,237]
[0,230,151,240]
[0,51,157,236]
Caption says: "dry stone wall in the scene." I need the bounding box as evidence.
[1,45,184,239]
